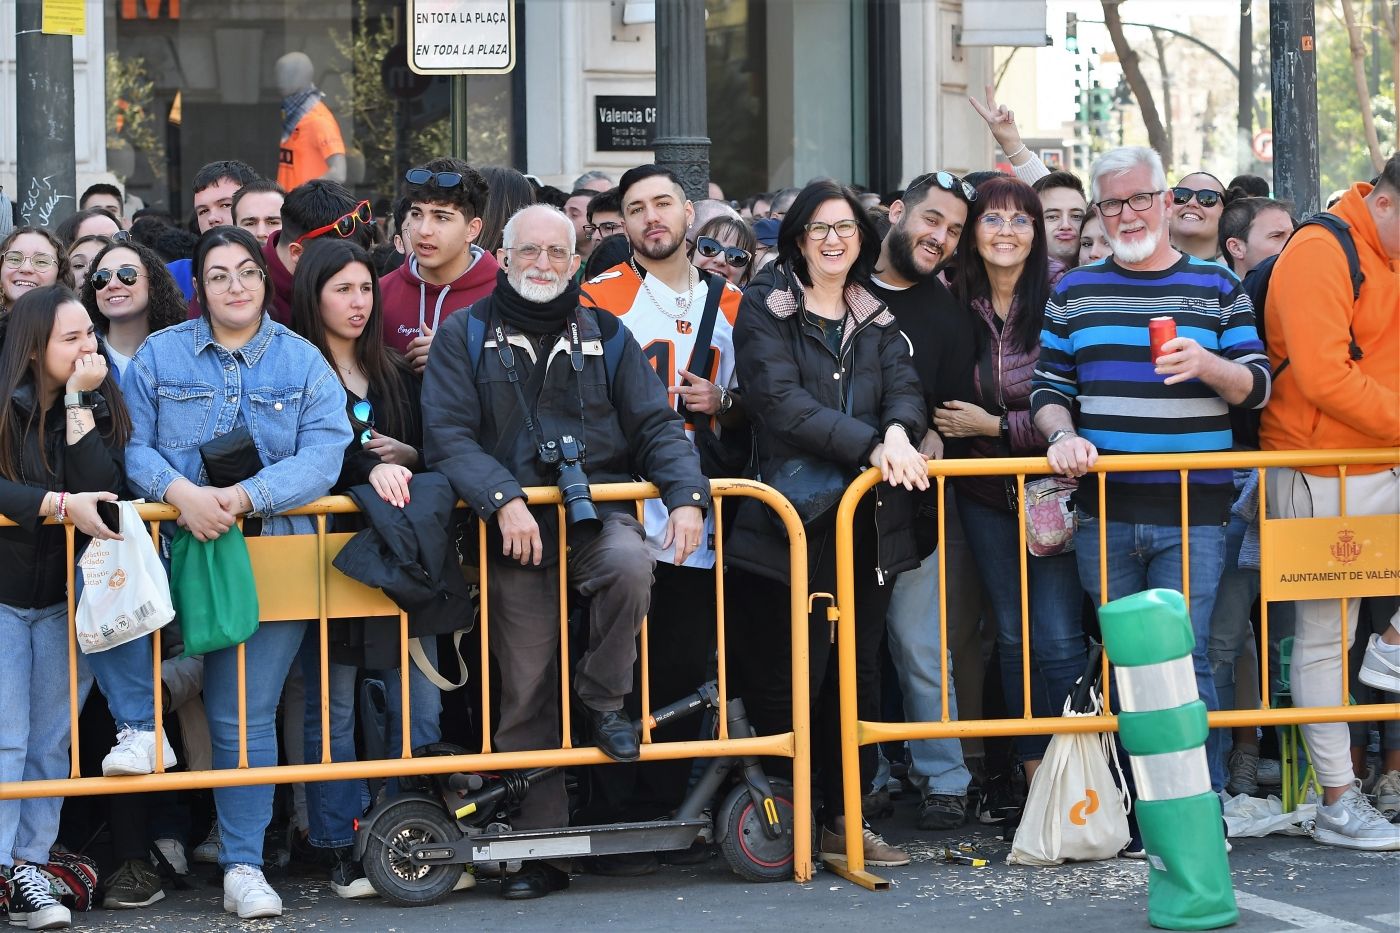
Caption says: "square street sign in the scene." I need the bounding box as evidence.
[409,1,516,75]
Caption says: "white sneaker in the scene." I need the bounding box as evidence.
[101,728,178,777]
[1255,758,1282,786]
[1312,782,1400,851]
[192,822,221,864]
[152,837,189,876]
[1372,770,1400,818]
[1358,634,1400,693]
[222,864,282,919]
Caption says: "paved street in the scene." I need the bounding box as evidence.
[80,797,1399,932]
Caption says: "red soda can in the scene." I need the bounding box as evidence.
[1149,316,1177,362]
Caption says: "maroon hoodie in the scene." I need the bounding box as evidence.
[185,230,296,325]
[379,246,499,353]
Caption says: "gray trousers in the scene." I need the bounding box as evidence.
[488,512,655,828]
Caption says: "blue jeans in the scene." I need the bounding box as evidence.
[1074,511,1225,792]
[0,602,75,866]
[299,631,443,849]
[204,619,307,869]
[885,549,972,796]
[958,493,1089,762]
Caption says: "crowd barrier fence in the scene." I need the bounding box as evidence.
[0,478,816,883]
[828,449,1400,890]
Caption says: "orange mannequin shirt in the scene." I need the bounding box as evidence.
[278,100,345,190]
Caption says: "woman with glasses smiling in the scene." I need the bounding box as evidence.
[1,227,72,313]
[80,239,187,376]
[120,226,351,919]
[1169,171,1229,263]
[934,175,1087,799]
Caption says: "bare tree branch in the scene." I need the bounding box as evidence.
[1340,0,1385,172]
[1101,0,1171,169]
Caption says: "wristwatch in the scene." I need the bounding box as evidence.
[1046,429,1077,446]
[717,385,733,415]
[64,391,99,409]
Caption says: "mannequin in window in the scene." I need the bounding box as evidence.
[276,52,347,190]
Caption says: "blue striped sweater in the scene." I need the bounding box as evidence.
[1030,254,1271,525]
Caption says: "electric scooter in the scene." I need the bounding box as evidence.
[353,681,803,906]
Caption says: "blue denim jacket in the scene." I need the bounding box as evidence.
[122,315,351,537]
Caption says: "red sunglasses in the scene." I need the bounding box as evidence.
[293,200,373,246]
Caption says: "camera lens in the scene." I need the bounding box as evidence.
[557,461,601,533]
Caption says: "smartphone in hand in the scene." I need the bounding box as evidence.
[96,499,121,535]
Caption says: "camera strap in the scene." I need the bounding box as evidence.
[489,310,588,462]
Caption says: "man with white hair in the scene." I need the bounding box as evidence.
[1030,147,1272,836]
[422,204,707,899]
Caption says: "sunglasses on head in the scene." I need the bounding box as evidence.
[351,398,374,446]
[91,265,144,290]
[909,170,978,203]
[405,167,465,188]
[294,200,373,247]
[1171,186,1223,209]
[695,236,751,268]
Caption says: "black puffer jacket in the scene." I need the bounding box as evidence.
[725,263,927,584]
[0,384,127,608]
[422,294,708,568]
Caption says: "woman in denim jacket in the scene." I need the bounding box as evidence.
[119,226,350,919]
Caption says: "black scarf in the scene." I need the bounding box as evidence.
[491,269,581,336]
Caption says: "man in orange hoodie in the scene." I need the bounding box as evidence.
[1260,152,1400,851]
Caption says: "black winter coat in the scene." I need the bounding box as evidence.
[725,263,927,584]
[0,384,127,608]
[422,295,708,568]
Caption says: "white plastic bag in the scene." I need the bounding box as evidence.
[1008,692,1131,866]
[76,501,175,653]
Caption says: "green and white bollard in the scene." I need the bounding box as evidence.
[1099,589,1238,931]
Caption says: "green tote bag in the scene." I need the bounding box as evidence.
[170,526,260,657]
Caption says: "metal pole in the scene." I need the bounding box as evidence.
[652,0,710,200]
[15,0,77,228]
[1269,0,1320,216]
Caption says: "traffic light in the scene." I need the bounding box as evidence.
[1090,86,1114,123]
[1066,13,1079,53]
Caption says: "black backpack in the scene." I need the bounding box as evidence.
[1232,213,1366,449]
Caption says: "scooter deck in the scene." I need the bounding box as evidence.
[411,818,710,865]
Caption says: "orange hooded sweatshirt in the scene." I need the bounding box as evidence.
[1259,182,1399,475]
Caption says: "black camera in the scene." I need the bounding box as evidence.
[539,435,601,533]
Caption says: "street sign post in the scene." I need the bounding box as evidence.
[408,0,515,75]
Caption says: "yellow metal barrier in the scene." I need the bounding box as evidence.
[829,449,1400,890]
[0,479,814,883]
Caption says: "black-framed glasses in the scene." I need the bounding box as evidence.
[294,200,373,246]
[908,170,978,204]
[351,398,374,446]
[804,219,860,240]
[582,221,624,239]
[695,236,751,268]
[90,265,145,290]
[1170,186,1223,209]
[204,267,266,295]
[1097,190,1163,217]
[405,167,465,188]
[508,244,572,262]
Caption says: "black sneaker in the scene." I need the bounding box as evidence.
[918,794,967,830]
[102,858,165,909]
[6,862,70,929]
[329,848,376,899]
[976,775,1021,825]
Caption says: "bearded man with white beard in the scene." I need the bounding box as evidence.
[1029,146,1272,826]
[422,203,707,900]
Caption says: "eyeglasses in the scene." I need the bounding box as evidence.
[695,236,751,268]
[508,244,572,262]
[1170,186,1223,209]
[405,167,465,188]
[90,265,145,290]
[804,219,860,240]
[204,267,266,295]
[294,200,373,247]
[351,398,374,446]
[977,213,1036,233]
[1097,190,1163,217]
[582,221,624,239]
[112,230,132,244]
[908,170,978,204]
[2,251,57,272]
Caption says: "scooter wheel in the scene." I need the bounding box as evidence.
[362,799,466,907]
[718,779,799,882]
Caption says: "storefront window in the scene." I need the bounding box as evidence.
[706,0,768,199]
